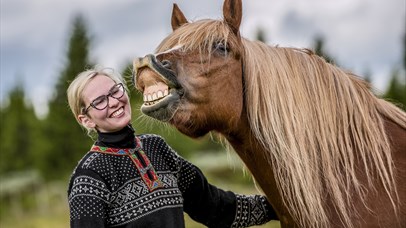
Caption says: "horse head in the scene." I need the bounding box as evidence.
[133,0,246,138]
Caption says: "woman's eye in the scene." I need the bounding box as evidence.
[111,89,119,95]
[93,97,105,106]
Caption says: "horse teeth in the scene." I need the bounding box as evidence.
[157,90,164,99]
[143,89,171,106]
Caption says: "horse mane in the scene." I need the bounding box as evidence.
[243,40,406,227]
[156,18,406,227]
[156,19,242,60]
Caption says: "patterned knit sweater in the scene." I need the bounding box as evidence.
[67,125,277,227]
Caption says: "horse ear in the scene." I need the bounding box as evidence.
[223,0,242,35]
[171,4,188,31]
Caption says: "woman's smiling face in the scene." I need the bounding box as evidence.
[78,75,132,133]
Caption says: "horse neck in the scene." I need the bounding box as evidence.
[222,111,295,223]
[223,109,280,194]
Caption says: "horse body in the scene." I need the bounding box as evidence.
[228,116,406,228]
[132,0,406,227]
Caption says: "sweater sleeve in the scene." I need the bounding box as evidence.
[68,168,110,228]
[152,135,277,227]
[231,194,278,227]
[178,158,277,227]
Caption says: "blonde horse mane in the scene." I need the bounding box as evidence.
[243,40,406,227]
[156,19,406,228]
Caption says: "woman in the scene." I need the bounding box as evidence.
[66,66,278,227]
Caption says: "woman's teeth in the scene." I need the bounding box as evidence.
[111,107,124,117]
[144,89,169,106]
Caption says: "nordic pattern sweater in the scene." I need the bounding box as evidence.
[67,125,277,227]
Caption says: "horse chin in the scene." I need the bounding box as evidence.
[167,112,211,138]
[180,128,209,138]
[171,121,209,139]
[141,90,180,121]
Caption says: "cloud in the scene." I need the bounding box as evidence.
[1,0,405,117]
[242,0,405,89]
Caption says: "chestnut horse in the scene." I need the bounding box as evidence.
[132,0,406,227]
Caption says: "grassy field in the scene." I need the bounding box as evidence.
[0,205,280,228]
[0,152,280,228]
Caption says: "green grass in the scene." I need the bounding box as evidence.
[185,214,280,228]
[0,206,279,228]
[0,200,69,228]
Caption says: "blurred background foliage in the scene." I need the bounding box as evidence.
[0,13,405,228]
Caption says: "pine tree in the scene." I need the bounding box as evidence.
[255,27,267,43]
[363,69,372,84]
[314,36,335,64]
[42,14,93,179]
[384,70,406,110]
[0,83,39,174]
[383,26,406,110]
[403,26,406,72]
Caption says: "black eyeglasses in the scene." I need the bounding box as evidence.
[83,83,125,114]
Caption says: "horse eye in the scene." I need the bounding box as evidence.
[161,60,172,69]
[213,42,228,55]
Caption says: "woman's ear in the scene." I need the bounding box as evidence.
[78,114,96,129]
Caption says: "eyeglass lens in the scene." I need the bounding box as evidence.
[91,83,125,110]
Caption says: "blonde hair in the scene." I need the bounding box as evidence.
[243,42,405,227]
[66,66,127,136]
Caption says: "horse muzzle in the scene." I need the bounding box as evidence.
[132,54,183,122]
[132,54,179,90]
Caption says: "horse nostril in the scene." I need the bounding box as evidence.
[161,60,172,69]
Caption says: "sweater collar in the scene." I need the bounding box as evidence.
[96,124,136,148]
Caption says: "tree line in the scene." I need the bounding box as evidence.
[1,15,405,180]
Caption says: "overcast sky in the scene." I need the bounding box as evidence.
[1,0,405,117]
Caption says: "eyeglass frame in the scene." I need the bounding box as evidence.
[82,83,125,114]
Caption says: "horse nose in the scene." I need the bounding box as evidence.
[133,54,179,91]
[133,54,154,69]
[132,54,155,86]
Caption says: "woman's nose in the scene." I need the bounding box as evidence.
[108,95,120,107]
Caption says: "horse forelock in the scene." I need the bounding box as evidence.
[156,19,242,58]
[241,39,405,227]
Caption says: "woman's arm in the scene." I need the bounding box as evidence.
[178,160,277,227]
[153,135,278,227]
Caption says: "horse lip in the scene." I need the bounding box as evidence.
[133,54,180,90]
[134,54,183,121]
[140,89,181,121]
